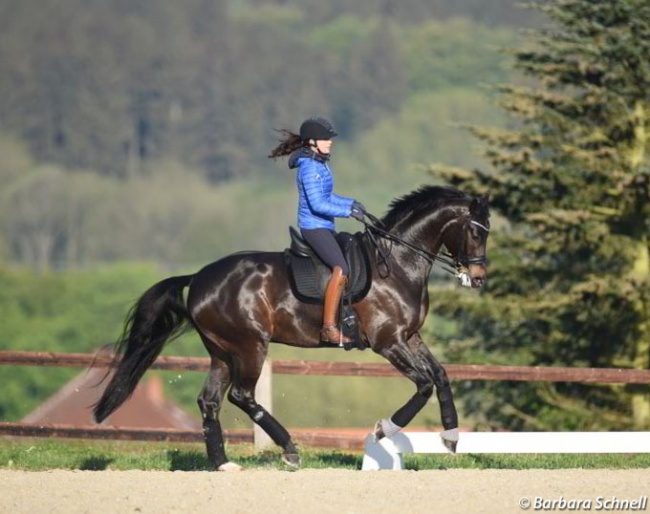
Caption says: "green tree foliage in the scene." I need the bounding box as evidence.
[0,0,522,183]
[0,4,521,269]
[430,0,650,430]
[0,151,298,269]
[404,18,516,93]
[0,0,574,433]
[254,0,540,27]
[0,262,166,419]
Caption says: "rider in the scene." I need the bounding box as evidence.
[269,116,366,344]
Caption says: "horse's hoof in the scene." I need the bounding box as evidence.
[440,428,459,453]
[373,420,386,442]
[443,439,457,453]
[281,452,301,469]
[217,461,243,472]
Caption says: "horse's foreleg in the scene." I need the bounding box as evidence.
[376,333,459,452]
[422,344,460,452]
[198,357,237,471]
[227,351,300,468]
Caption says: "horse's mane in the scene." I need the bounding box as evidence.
[381,185,468,229]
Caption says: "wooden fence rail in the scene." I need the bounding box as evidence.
[0,422,364,450]
[2,350,650,384]
[2,350,649,450]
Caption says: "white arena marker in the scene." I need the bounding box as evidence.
[361,431,650,470]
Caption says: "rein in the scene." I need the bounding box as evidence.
[360,212,489,279]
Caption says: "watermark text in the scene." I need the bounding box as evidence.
[518,496,648,511]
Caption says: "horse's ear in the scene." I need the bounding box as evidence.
[470,198,480,216]
[470,192,490,216]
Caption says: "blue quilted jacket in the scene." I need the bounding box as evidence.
[289,149,356,230]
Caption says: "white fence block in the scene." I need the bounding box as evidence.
[362,431,650,470]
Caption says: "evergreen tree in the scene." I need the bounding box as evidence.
[430,0,650,430]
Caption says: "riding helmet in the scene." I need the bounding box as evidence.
[299,117,338,142]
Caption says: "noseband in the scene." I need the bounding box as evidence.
[456,219,490,267]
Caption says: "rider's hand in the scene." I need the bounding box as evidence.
[350,201,366,221]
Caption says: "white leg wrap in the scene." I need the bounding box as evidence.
[441,428,459,442]
[217,461,243,472]
[379,418,403,438]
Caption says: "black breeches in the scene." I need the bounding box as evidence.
[300,228,349,276]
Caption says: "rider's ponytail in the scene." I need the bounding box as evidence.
[268,129,303,159]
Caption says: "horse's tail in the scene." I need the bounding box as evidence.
[93,274,193,423]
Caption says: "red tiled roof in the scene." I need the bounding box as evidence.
[22,368,200,430]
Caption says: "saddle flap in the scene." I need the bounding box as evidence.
[289,227,313,257]
[284,228,372,305]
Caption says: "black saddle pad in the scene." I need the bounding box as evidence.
[284,228,372,305]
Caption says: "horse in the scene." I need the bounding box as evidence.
[93,185,490,470]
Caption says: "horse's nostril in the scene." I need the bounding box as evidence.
[472,277,485,288]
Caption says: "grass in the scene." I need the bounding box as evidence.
[403,453,650,470]
[1,439,649,471]
[0,439,361,471]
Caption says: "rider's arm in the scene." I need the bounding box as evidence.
[299,162,354,217]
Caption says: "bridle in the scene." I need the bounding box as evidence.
[360,211,489,279]
[454,217,490,267]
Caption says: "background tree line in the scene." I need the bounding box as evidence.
[0,0,526,269]
[0,0,528,428]
[2,0,647,434]
[0,0,528,182]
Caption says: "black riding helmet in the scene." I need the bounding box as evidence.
[299,117,338,142]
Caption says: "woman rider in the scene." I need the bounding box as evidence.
[269,117,366,344]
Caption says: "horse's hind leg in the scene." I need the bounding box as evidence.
[198,356,238,471]
[227,345,300,468]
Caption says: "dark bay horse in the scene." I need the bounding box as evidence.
[94,185,490,470]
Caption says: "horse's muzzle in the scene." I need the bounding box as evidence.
[468,264,487,288]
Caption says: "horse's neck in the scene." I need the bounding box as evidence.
[374,207,450,289]
[392,204,464,258]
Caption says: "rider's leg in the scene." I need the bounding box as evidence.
[320,265,351,344]
[300,228,351,344]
